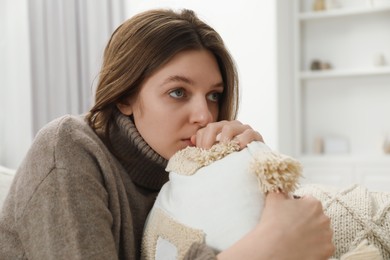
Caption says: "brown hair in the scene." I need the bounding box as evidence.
[87,9,239,141]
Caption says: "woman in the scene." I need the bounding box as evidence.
[0,9,334,259]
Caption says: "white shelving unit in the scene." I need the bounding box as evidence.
[292,0,390,191]
[300,66,390,79]
[299,3,390,20]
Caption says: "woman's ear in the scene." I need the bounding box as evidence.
[116,102,133,116]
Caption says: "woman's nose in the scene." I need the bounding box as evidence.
[189,98,213,127]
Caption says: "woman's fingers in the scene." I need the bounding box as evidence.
[192,120,263,149]
[261,193,335,259]
[233,128,263,149]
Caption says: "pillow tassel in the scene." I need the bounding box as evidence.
[251,151,302,194]
[333,239,383,260]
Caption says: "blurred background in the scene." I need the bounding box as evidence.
[0,0,278,169]
[1,0,390,191]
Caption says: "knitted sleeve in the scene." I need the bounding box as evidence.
[18,167,117,259]
[0,116,119,259]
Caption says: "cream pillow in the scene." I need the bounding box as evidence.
[142,141,301,259]
[141,141,387,260]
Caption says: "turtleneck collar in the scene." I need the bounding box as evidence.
[109,109,169,190]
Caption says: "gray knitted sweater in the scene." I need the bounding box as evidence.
[0,112,215,259]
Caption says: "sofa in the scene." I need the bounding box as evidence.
[0,166,16,209]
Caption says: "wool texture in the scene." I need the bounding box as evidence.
[296,184,390,259]
[0,110,215,259]
[166,141,302,193]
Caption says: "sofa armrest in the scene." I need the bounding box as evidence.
[0,166,16,209]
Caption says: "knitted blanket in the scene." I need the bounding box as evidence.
[296,184,390,259]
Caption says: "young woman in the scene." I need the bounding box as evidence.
[0,9,334,259]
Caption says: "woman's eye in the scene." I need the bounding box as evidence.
[169,89,186,99]
[207,92,222,102]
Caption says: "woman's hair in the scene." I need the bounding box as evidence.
[87,8,239,141]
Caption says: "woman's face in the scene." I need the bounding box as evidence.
[118,49,223,159]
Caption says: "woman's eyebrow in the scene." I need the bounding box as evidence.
[212,82,224,89]
[161,75,223,89]
[161,75,194,86]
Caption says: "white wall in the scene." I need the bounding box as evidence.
[0,0,33,169]
[276,0,295,155]
[126,1,278,149]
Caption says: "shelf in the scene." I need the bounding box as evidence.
[299,4,390,21]
[298,154,390,163]
[288,0,390,188]
[300,67,390,79]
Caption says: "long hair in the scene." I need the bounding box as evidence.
[87,9,239,142]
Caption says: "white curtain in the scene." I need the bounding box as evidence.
[1,0,33,169]
[0,0,126,169]
[29,0,126,134]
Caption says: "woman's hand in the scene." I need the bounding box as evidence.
[217,192,335,260]
[191,120,263,150]
[259,192,335,259]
